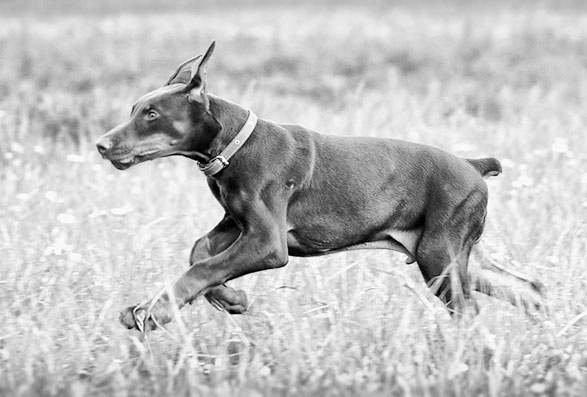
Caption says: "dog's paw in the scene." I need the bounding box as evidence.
[119,300,173,331]
[222,300,248,315]
[226,289,248,314]
[205,288,249,314]
[119,305,141,330]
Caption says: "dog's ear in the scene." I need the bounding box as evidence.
[185,41,215,104]
[166,54,203,85]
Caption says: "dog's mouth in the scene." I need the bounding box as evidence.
[110,157,135,170]
[107,148,163,170]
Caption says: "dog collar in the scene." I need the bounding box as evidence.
[197,110,257,177]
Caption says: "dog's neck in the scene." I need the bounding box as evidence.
[205,94,251,160]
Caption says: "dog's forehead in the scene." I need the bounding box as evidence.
[133,84,185,110]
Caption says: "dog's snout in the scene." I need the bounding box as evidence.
[96,137,113,155]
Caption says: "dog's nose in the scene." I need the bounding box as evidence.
[95,137,111,155]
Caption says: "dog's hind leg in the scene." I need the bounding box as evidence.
[415,230,476,316]
[472,268,545,313]
[190,216,249,314]
[470,248,545,314]
[414,189,489,315]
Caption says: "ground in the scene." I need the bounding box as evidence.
[1,1,587,396]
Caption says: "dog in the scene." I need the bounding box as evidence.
[96,42,544,331]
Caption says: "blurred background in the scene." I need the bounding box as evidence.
[1,0,587,396]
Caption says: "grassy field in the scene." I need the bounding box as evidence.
[1,2,587,396]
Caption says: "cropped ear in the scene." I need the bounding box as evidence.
[185,41,216,104]
[165,54,203,85]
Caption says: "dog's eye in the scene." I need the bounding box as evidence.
[146,110,159,120]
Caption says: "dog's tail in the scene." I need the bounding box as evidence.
[466,157,502,177]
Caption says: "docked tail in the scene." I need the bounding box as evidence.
[466,157,502,177]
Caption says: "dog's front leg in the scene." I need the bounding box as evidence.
[120,200,288,330]
[190,215,249,314]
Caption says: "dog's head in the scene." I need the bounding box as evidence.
[95,42,221,170]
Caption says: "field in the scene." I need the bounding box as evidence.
[1,1,587,395]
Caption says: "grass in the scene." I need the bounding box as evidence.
[1,2,587,396]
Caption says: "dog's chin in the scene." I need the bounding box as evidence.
[111,159,136,170]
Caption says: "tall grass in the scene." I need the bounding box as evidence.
[1,3,586,396]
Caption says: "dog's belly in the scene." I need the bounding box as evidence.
[287,227,422,263]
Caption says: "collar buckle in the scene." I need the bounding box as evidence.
[197,110,257,177]
[212,155,229,167]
